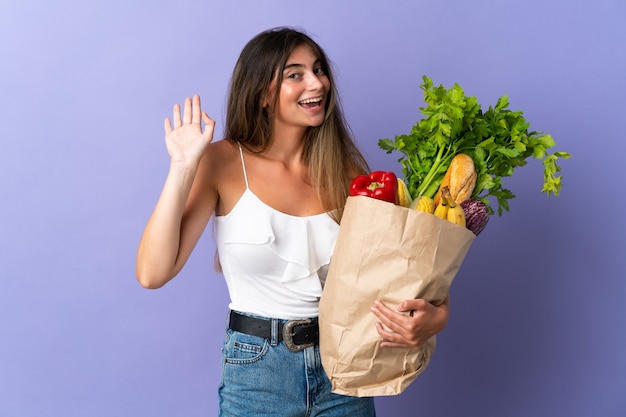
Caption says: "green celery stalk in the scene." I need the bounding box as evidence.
[378,76,571,215]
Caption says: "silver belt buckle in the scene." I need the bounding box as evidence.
[283,319,315,352]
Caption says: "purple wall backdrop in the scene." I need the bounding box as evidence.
[1,0,625,416]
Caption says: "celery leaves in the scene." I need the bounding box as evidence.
[378,76,571,215]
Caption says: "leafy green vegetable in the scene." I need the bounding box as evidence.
[378,76,571,215]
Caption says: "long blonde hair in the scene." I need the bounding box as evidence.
[224,27,369,221]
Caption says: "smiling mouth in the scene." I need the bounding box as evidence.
[298,96,323,109]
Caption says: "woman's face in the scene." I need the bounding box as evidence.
[270,45,331,134]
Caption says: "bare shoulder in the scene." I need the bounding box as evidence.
[203,139,240,172]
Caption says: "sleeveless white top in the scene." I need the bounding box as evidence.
[214,145,339,320]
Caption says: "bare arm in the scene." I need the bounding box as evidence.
[136,95,216,289]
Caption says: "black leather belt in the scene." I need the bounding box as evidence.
[228,310,319,352]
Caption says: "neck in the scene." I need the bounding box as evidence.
[266,124,308,164]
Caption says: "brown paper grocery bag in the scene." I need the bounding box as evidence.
[319,195,475,397]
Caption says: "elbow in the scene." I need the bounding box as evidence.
[135,266,168,290]
[135,248,178,289]
[137,276,164,290]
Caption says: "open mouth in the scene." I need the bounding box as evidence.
[298,96,323,109]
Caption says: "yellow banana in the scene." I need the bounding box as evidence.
[433,191,449,219]
[447,202,466,227]
[396,178,413,208]
[441,187,466,227]
[411,195,435,214]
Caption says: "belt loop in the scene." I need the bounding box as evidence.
[270,318,279,346]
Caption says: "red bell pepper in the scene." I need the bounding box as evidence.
[349,171,398,204]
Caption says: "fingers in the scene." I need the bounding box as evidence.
[183,95,203,125]
[371,298,450,348]
[192,95,202,124]
[397,298,430,314]
[371,300,429,348]
[371,301,412,334]
[172,103,182,128]
[202,111,215,126]
[166,95,210,133]
[202,112,216,142]
[374,323,416,348]
[182,97,192,125]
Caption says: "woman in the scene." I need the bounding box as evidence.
[136,27,450,416]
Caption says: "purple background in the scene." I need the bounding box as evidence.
[1,0,625,416]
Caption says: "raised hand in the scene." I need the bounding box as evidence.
[164,94,215,166]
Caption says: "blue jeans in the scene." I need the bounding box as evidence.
[218,325,376,416]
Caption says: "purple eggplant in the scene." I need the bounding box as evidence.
[461,199,490,236]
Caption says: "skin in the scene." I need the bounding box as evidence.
[136,45,449,348]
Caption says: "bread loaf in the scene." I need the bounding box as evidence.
[434,154,477,205]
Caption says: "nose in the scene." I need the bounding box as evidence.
[306,71,324,91]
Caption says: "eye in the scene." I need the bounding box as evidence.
[287,71,302,80]
[314,66,326,76]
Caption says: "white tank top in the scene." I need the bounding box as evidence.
[214,145,339,320]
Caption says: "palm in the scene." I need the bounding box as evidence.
[164,95,215,164]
